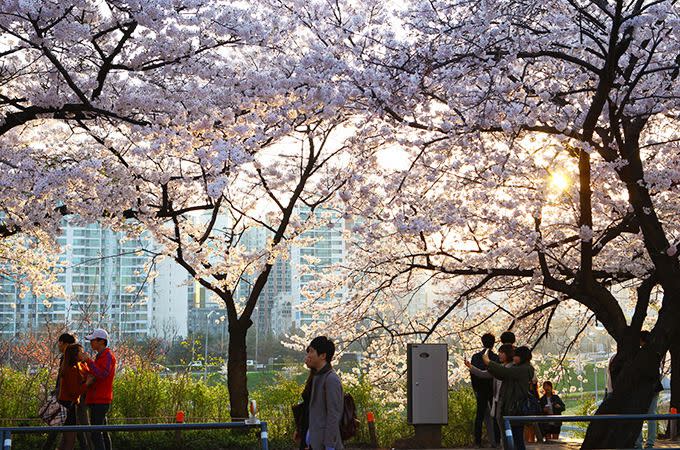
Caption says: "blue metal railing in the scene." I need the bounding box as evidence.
[502,413,679,450]
[0,421,268,450]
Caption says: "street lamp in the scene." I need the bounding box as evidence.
[204,310,217,380]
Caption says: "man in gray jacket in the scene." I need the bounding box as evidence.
[304,336,344,450]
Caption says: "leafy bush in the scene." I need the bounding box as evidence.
[443,386,476,447]
[0,366,50,426]
[574,393,597,436]
[0,366,476,449]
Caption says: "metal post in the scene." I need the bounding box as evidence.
[504,418,515,450]
[3,430,11,450]
[260,421,269,450]
[204,310,216,380]
[204,312,209,380]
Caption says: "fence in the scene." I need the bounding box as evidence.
[0,421,268,450]
[502,413,679,450]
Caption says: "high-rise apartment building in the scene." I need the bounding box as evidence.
[151,257,189,339]
[232,208,346,336]
[0,222,156,340]
[0,207,349,340]
[0,278,19,336]
[290,207,346,329]
[236,226,292,337]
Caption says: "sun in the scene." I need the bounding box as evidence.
[549,171,571,192]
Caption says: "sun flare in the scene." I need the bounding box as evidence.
[550,171,571,192]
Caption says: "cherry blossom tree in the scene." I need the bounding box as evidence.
[0,0,254,238]
[3,1,679,442]
[0,0,383,418]
[274,0,680,447]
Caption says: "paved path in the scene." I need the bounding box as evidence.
[347,437,680,449]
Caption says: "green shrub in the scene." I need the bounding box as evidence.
[443,386,476,447]
[251,373,302,443]
[0,367,50,426]
[112,369,168,421]
[574,393,597,437]
[0,366,477,449]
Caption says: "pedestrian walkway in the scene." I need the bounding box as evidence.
[346,437,680,449]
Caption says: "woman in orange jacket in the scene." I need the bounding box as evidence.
[58,343,88,450]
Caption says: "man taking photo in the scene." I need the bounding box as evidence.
[84,328,116,450]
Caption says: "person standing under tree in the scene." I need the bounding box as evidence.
[469,333,499,447]
[57,344,88,450]
[636,331,664,449]
[83,329,116,450]
[43,333,90,450]
[466,344,515,449]
[483,346,535,450]
[303,336,344,450]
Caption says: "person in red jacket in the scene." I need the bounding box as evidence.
[84,329,116,450]
[58,343,88,450]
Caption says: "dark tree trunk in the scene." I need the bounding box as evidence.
[671,337,680,435]
[582,303,680,449]
[672,338,680,410]
[227,320,251,420]
[582,346,656,448]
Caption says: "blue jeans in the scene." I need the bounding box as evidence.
[636,393,659,448]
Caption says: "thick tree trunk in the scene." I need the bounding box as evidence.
[581,341,657,448]
[672,338,680,410]
[581,365,655,448]
[227,320,251,420]
[582,302,680,449]
[671,338,680,435]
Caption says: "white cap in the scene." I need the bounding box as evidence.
[85,328,109,341]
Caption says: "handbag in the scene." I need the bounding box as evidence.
[292,402,305,432]
[38,393,68,426]
[513,392,542,416]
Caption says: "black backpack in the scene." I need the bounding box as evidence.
[339,392,359,441]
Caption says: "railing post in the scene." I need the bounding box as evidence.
[174,410,185,447]
[2,430,11,450]
[504,418,515,450]
[367,411,378,448]
[260,421,268,450]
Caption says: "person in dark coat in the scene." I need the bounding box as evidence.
[500,331,516,347]
[294,369,314,450]
[298,336,344,450]
[539,381,566,440]
[483,346,535,450]
[466,344,515,449]
[470,333,499,447]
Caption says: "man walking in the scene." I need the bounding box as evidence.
[304,336,344,450]
[470,333,499,447]
[84,328,116,450]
